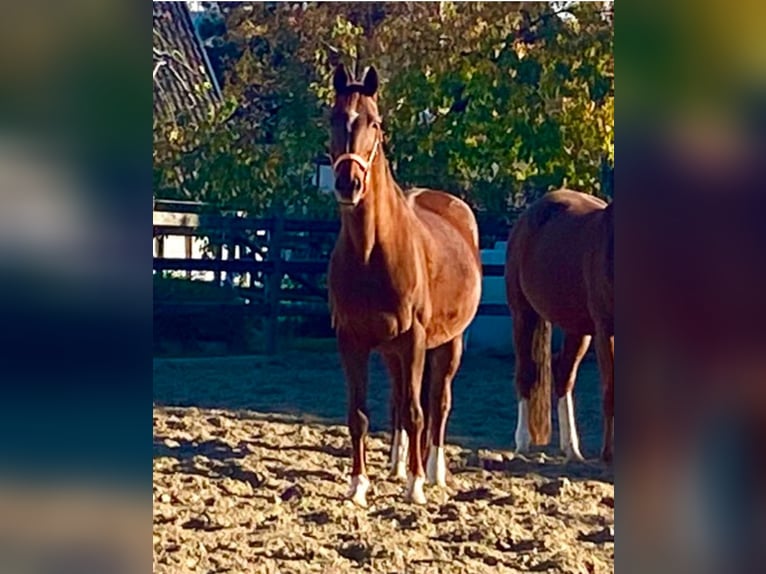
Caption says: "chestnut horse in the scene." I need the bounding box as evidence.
[505,189,614,462]
[327,64,481,506]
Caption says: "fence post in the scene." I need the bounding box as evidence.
[265,215,284,355]
[185,235,192,279]
[221,226,231,288]
[155,235,165,259]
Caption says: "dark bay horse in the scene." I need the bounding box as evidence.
[505,189,614,462]
[327,64,482,506]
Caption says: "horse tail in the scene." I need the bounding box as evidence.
[528,317,553,445]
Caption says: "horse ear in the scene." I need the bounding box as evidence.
[361,66,379,98]
[333,64,350,94]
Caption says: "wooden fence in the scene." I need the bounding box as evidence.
[153,199,513,354]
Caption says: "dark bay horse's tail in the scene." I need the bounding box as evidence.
[528,316,553,445]
[506,200,560,447]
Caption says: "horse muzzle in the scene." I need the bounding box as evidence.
[332,144,377,208]
[334,172,364,207]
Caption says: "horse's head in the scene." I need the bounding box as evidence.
[330,64,383,207]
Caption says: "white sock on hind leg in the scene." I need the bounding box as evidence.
[515,399,531,453]
[389,430,408,479]
[389,430,400,469]
[426,445,447,487]
[406,472,426,505]
[558,391,583,461]
[346,474,370,507]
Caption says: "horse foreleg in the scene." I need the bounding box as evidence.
[382,352,408,480]
[420,355,432,468]
[426,336,462,488]
[554,333,591,462]
[594,329,614,463]
[338,333,371,507]
[400,323,428,504]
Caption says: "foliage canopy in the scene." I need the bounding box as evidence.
[153,1,613,221]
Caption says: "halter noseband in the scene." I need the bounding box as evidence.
[332,138,380,200]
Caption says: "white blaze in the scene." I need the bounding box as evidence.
[346,111,360,135]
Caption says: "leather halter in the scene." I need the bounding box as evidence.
[332,138,380,201]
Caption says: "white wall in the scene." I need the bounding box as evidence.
[464,240,563,355]
[312,164,335,194]
[153,210,266,286]
[464,241,513,354]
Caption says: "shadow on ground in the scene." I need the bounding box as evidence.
[154,349,606,458]
[153,407,613,486]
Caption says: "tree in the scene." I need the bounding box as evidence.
[153,1,613,220]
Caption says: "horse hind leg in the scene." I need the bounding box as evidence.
[593,328,614,463]
[425,336,463,487]
[554,333,591,462]
[512,305,553,454]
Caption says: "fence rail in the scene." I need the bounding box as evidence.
[154,257,507,277]
[153,200,512,353]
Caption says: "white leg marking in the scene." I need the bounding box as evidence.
[389,430,400,469]
[396,430,409,479]
[558,391,584,461]
[515,399,531,454]
[345,474,370,508]
[389,430,408,480]
[405,472,426,505]
[426,445,447,487]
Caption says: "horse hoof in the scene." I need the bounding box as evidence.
[426,475,447,488]
[346,474,370,508]
[514,440,531,456]
[405,473,427,505]
[564,449,585,463]
[388,463,407,481]
[426,446,447,488]
[514,447,531,459]
[388,430,410,481]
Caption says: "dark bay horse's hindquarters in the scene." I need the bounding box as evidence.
[506,189,614,463]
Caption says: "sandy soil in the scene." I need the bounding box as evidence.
[154,351,613,573]
[153,351,604,454]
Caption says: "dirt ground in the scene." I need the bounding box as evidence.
[154,350,613,573]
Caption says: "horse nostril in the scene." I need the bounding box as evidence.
[353,177,362,192]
